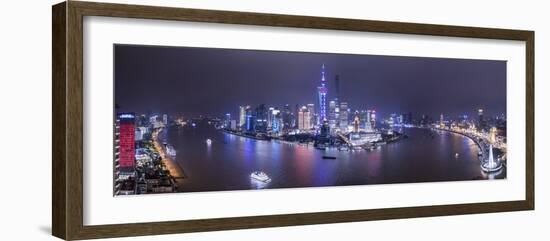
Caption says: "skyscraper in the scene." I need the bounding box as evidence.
[334,75,341,103]
[321,120,330,136]
[255,104,268,133]
[238,105,248,128]
[267,107,274,129]
[370,110,377,128]
[270,108,282,135]
[364,111,374,132]
[318,120,331,144]
[328,100,336,128]
[283,104,292,131]
[366,110,372,124]
[294,103,300,129]
[306,103,316,127]
[353,116,360,133]
[117,113,136,173]
[245,106,255,132]
[298,106,311,131]
[398,114,404,125]
[339,102,349,130]
[317,64,328,122]
[478,108,485,131]
[389,113,397,126]
[224,113,231,128]
[359,110,368,129]
[334,75,341,120]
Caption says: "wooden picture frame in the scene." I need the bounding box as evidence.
[52,1,534,240]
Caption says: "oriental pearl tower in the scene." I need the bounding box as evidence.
[317,64,328,122]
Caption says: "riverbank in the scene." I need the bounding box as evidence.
[221,129,271,141]
[431,126,483,150]
[152,128,186,187]
[222,128,401,151]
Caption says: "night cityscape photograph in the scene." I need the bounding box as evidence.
[113,44,507,195]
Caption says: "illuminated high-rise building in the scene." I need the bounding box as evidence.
[306,104,316,127]
[335,105,340,129]
[245,106,255,132]
[354,110,360,123]
[478,108,485,131]
[294,104,300,129]
[270,108,282,135]
[117,113,136,173]
[334,75,341,103]
[328,100,337,128]
[224,113,231,128]
[149,115,157,125]
[370,110,377,128]
[321,120,330,137]
[398,114,404,125]
[282,104,292,131]
[359,110,368,129]
[366,110,372,123]
[317,64,328,121]
[388,113,396,126]
[115,113,137,195]
[238,105,248,128]
[353,116,360,133]
[440,113,445,128]
[298,106,311,131]
[255,104,268,133]
[339,102,349,130]
[267,107,274,129]
[318,120,331,144]
[364,111,374,132]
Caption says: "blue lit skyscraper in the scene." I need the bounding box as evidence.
[255,104,268,133]
[245,106,255,132]
[317,64,328,122]
[270,108,282,135]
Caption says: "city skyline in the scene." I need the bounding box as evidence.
[113,44,507,195]
[115,44,506,119]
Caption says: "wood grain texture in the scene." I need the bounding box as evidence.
[52,2,67,240]
[51,1,535,240]
[66,2,85,240]
[525,32,535,209]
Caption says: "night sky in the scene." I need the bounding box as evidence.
[114,44,506,119]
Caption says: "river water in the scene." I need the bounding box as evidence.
[164,120,505,193]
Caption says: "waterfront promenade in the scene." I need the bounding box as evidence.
[430,126,492,163]
[152,128,186,186]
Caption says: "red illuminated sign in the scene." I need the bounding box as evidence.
[119,121,135,168]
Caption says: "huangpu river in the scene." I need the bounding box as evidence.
[163,120,505,193]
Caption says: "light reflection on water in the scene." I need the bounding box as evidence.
[166,124,506,193]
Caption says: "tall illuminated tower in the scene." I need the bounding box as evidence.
[317,64,328,122]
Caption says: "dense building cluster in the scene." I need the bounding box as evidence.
[114,113,177,195]
[225,65,381,139]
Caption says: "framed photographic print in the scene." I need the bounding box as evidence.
[52,1,534,240]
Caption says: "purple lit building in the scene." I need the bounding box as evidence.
[317,64,328,122]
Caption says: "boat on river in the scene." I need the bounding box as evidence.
[250,171,271,183]
[166,144,176,156]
